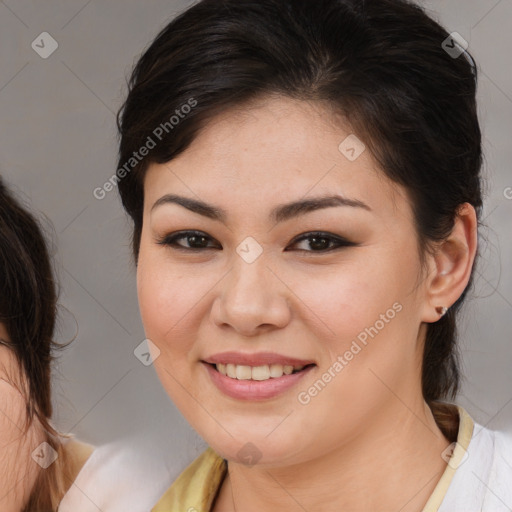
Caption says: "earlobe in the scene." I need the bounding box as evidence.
[422,203,478,323]
[435,306,448,317]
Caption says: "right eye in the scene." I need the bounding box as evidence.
[156,230,221,251]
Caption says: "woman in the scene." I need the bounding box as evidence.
[114,0,512,510]
[0,177,93,511]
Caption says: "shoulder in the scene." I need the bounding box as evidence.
[486,427,512,492]
[467,423,512,478]
[439,420,512,511]
[58,435,175,512]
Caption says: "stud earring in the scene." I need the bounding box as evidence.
[436,306,448,317]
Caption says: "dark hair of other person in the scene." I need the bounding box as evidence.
[0,177,70,511]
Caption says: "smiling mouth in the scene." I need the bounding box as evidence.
[207,362,316,381]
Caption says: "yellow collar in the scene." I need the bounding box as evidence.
[421,405,474,511]
[152,446,227,512]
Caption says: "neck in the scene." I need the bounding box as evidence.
[214,400,452,512]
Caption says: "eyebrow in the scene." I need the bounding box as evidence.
[151,193,371,224]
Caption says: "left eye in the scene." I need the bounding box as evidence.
[157,230,355,253]
[286,232,356,252]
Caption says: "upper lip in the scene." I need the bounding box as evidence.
[203,351,315,367]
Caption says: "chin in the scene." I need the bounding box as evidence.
[197,419,308,468]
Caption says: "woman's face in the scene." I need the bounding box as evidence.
[137,96,433,466]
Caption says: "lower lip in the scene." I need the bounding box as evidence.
[203,363,315,401]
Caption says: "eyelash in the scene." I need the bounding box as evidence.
[156,230,357,254]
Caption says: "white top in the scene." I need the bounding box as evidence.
[438,421,512,511]
[58,435,174,512]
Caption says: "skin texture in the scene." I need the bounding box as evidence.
[0,324,44,512]
[137,96,478,511]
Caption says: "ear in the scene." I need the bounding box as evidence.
[421,203,478,323]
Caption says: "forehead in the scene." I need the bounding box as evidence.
[143,96,409,220]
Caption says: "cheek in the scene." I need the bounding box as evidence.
[136,245,216,366]
[137,257,189,350]
[290,250,421,398]
[292,254,414,341]
[0,379,27,434]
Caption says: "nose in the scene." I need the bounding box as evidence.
[210,250,291,337]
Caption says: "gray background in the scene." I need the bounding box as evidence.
[0,0,511,470]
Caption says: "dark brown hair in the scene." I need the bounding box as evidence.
[116,0,482,427]
[0,177,69,510]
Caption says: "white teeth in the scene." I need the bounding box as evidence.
[226,364,237,379]
[235,365,252,380]
[283,365,294,375]
[269,364,284,378]
[215,363,307,380]
[252,365,270,381]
